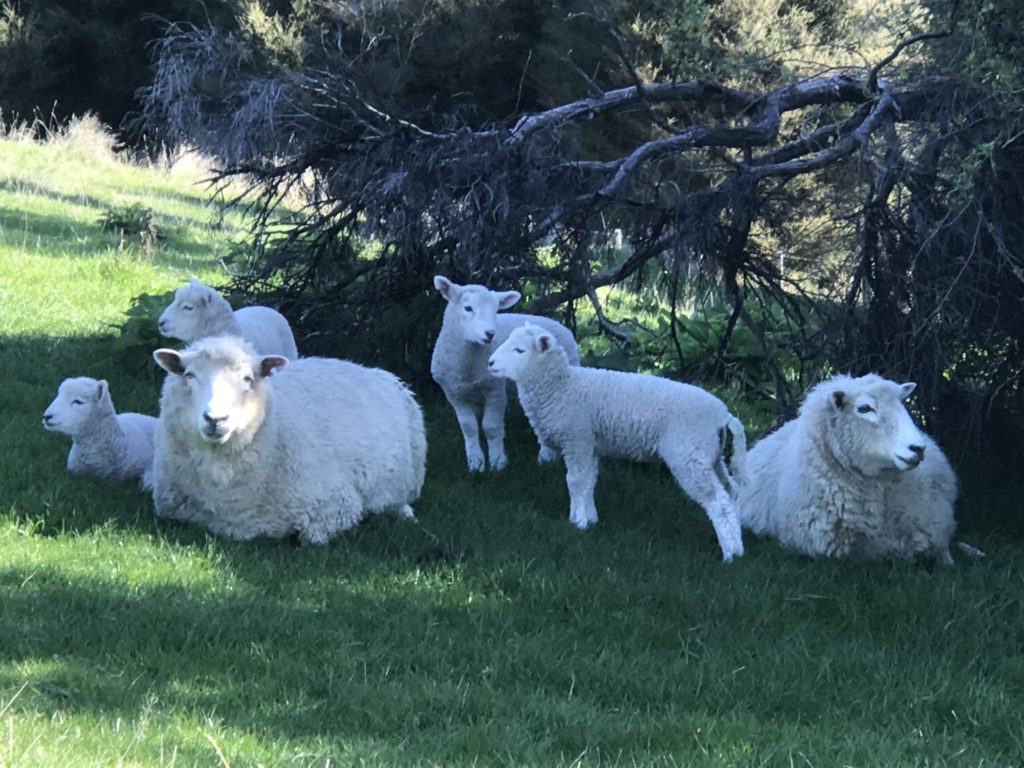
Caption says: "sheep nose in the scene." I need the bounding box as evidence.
[203,412,227,427]
[908,444,925,457]
[483,330,495,343]
[42,413,53,423]
[158,319,168,331]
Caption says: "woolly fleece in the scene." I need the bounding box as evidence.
[488,324,747,561]
[430,275,580,471]
[42,376,157,487]
[739,373,957,564]
[151,336,426,543]
[158,278,299,359]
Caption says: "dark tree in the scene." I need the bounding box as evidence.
[137,0,1024,469]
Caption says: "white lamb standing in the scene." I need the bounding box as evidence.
[42,377,157,488]
[738,373,958,565]
[430,275,580,472]
[151,335,426,544]
[158,278,299,360]
[488,324,748,562]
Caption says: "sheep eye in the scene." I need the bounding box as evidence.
[243,375,254,386]
[514,347,525,353]
[183,372,196,380]
[464,306,473,313]
[71,399,84,405]
[182,304,194,311]
[857,404,874,414]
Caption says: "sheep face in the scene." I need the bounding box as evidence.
[158,279,220,342]
[828,378,926,474]
[488,324,553,381]
[434,275,520,346]
[42,377,112,435]
[154,340,287,445]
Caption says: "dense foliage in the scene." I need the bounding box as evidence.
[102,0,1022,472]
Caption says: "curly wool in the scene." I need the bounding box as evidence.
[43,377,157,488]
[488,324,747,561]
[739,373,957,564]
[159,278,299,359]
[152,336,426,543]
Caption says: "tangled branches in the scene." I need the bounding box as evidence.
[136,10,1023,459]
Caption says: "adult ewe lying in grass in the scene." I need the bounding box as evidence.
[151,336,426,544]
[431,275,579,472]
[739,373,958,565]
[488,324,747,562]
[158,278,299,359]
[42,377,157,488]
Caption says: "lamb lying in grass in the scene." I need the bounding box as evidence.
[488,323,747,562]
[42,377,157,488]
[158,278,299,359]
[431,275,580,472]
[151,335,426,544]
[738,373,959,565]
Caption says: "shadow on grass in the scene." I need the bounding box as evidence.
[0,177,215,219]
[3,334,1024,762]
[0,203,230,272]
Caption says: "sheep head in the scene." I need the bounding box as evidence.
[154,336,287,446]
[434,275,520,346]
[158,278,231,343]
[42,377,114,435]
[823,374,926,475]
[487,323,556,381]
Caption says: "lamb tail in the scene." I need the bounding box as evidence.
[718,415,749,494]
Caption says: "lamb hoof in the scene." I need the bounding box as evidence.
[398,504,416,521]
[467,457,486,472]
[489,455,508,471]
[569,516,593,530]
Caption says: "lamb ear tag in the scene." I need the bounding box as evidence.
[832,390,846,409]
[260,356,288,378]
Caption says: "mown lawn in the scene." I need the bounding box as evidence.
[0,129,1022,767]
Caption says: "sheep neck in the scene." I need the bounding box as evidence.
[200,306,243,338]
[516,350,571,401]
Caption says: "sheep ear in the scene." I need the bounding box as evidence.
[496,290,521,310]
[899,382,917,400]
[154,349,185,375]
[535,333,553,353]
[433,275,459,302]
[832,390,846,410]
[259,356,288,378]
[94,379,108,401]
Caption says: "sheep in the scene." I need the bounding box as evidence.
[430,275,580,472]
[738,373,958,565]
[151,335,426,544]
[488,323,747,562]
[158,278,299,359]
[42,377,157,488]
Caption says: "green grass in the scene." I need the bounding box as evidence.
[1,132,1023,767]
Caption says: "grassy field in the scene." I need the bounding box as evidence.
[1,127,1023,767]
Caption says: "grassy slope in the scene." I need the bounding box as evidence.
[0,135,1022,767]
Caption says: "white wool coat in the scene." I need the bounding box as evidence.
[739,374,957,564]
[152,339,426,543]
[431,309,580,414]
[159,279,299,359]
[43,377,157,487]
[489,325,746,561]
